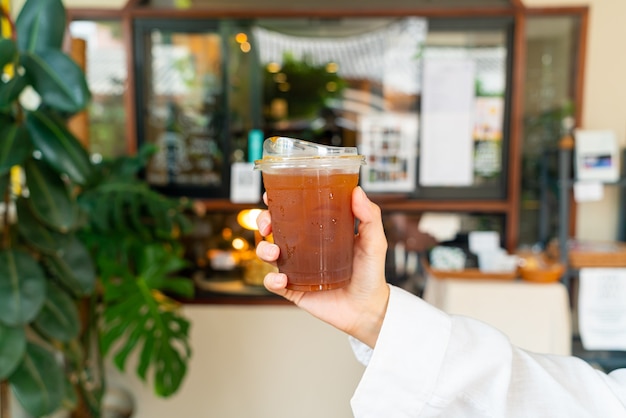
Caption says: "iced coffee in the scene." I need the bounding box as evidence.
[254,137,365,291]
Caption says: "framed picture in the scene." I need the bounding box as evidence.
[358,113,419,193]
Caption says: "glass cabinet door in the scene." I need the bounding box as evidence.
[134,20,230,198]
[134,17,513,200]
[69,20,128,159]
[519,14,583,246]
[254,17,513,199]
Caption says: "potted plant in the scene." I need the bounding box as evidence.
[77,145,194,416]
[0,1,194,417]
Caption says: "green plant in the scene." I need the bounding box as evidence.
[0,0,96,416]
[263,52,346,121]
[78,145,194,402]
[0,1,195,417]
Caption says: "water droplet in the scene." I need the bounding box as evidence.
[329,192,334,199]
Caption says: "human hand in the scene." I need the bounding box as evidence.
[255,186,390,348]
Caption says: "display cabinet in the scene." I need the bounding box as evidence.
[67,1,589,299]
[130,15,514,199]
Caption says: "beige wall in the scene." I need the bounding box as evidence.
[107,304,364,418]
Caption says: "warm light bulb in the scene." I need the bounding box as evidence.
[237,209,263,231]
[266,62,281,73]
[326,62,339,73]
[235,32,248,43]
[232,237,249,251]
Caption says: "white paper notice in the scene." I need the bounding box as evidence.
[573,181,604,202]
[419,58,475,186]
[578,268,626,350]
[230,162,261,204]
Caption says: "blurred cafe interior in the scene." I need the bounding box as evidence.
[7,0,626,416]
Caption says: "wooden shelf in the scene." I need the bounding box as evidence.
[196,196,510,214]
[198,199,264,211]
[373,197,510,213]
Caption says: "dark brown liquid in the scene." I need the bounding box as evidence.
[263,169,359,291]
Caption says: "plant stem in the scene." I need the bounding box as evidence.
[1,181,10,250]
[0,380,10,418]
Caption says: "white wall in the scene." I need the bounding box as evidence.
[105,304,364,418]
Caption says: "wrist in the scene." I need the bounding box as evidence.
[350,284,390,349]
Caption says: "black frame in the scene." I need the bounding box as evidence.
[133,18,231,198]
[133,16,514,201]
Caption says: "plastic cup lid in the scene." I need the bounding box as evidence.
[254,136,365,170]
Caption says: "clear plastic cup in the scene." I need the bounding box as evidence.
[254,136,365,291]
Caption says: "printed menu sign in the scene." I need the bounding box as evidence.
[578,268,626,350]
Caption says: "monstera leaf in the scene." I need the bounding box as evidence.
[100,245,192,397]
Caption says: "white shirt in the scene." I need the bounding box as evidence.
[350,285,626,417]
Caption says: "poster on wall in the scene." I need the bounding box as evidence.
[473,96,505,178]
[358,113,418,193]
[574,129,620,182]
[419,57,475,187]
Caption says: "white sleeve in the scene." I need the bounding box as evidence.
[350,285,626,417]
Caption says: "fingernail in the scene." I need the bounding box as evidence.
[272,274,282,286]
